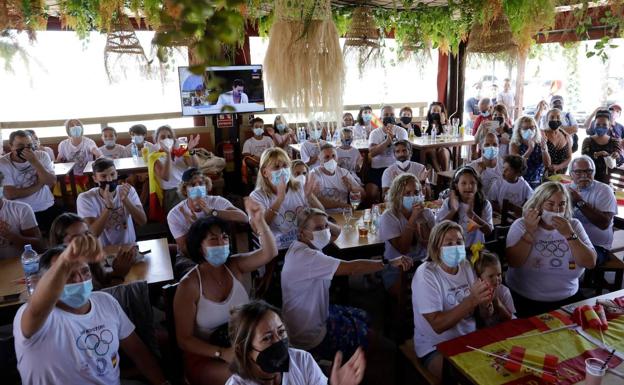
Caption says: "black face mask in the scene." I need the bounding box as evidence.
[494,116,504,125]
[254,338,290,374]
[548,120,562,130]
[99,180,118,192]
[382,116,396,126]
[431,113,441,121]
[400,116,412,125]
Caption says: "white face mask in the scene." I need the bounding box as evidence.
[323,159,337,173]
[396,159,411,169]
[294,174,306,185]
[310,228,331,250]
[162,138,174,149]
[541,209,563,226]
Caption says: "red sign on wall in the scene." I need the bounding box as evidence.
[216,114,234,128]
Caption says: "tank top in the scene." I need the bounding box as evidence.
[188,265,249,340]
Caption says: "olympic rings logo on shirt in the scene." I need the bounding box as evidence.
[76,329,114,357]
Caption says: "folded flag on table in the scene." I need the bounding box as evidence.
[573,304,608,331]
[370,113,383,129]
[504,346,559,383]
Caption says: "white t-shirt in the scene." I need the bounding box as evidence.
[378,208,434,262]
[300,140,326,169]
[217,91,249,105]
[436,199,493,248]
[498,91,514,112]
[41,147,55,162]
[58,137,99,175]
[336,146,362,175]
[98,144,127,159]
[368,126,408,169]
[412,260,476,357]
[158,155,188,190]
[13,292,134,385]
[488,177,533,208]
[225,348,326,385]
[124,142,154,157]
[572,181,617,250]
[310,167,360,213]
[466,158,503,197]
[0,151,54,212]
[167,196,236,239]
[381,161,427,189]
[282,241,341,350]
[505,218,593,302]
[76,186,141,247]
[0,199,38,259]
[250,187,307,250]
[242,136,274,158]
[353,123,372,140]
[483,285,517,327]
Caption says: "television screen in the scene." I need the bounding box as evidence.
[178,65,266,116]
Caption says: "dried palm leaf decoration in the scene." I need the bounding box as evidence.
[264,0,345,121]
[466,12,517,55]
[104,10,152,82]
[343,6,380,72]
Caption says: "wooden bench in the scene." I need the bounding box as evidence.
[399,339,440,385]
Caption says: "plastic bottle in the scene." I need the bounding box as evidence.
[131,142,139,161]
[431,124,437,142]
[21,244,39,296]
[370,205,380,234]
[408,127,416,141]
[333,128,340,144]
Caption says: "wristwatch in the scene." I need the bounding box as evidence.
[566,233,579,241]
[211,209,219,217]
[576,200,587,209]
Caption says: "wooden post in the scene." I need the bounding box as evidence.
[514,48,528,119]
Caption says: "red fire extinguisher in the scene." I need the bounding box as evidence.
[221,140,235,172]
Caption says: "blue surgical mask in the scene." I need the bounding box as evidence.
[277,123,286,132]
[187,185,207,199]
[481,111,490,117]
[402,194,423,211]
[362,114,372,123]
[482,146,499,160]
[310,129,321,140]
[204,245,230,266]
[132,135,145,145]
[440,245,466,268]
[69,126,83,138]
[521,129,533,140]
[253,127,265,137]
[103,139,116,147]
[60,279,93,308]
[271,168,291,185]
[595,126,609,136]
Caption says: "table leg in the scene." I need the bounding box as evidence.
[69,170,78,211]
[420,149,426,165]
[58,175,69,208]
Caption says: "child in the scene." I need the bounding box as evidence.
[300,120,326,169]
[336,127,363,183]
[436,167,493,249]
[99,126,127,159]
[242,117,274,170]
[291,159,309,186]
[57,119,102,186]
[125,124,153,156]
[466,133,503,197]
[24,129,55,161]
[488,154,534,208]
[473,251,515,327]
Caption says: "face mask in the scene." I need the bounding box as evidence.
[69,126,83,138]
[548,120,562,130]
[277,123,286,132]
[400,116,412,125]
[132,135,145,145]
[294,174,306,185]
[541,209,563,226]
[396,159,410,169]
[271,168,291,186]
[203,245,230,266]
[60,279,93,308]
[310,228,331,250]
[253,127,265,137]
[162,138,174,149]
[482,146,499,160]
[553,103,563,110]
[521,129,533,140]
[402,195,423,211]
[341,138,352,146]
[323,159,337,173]
[383,116,396,126]
[431,113,441,121]
[362,113,372,123]
[187,185,207,200]
[494,116,504,125]
[595,126,609,136]
[440,245,466,268]
[99,180,118,193]
[310,129,321,140]
[103,139,116,147]
[481,111,490,117]
[255,338,290,374]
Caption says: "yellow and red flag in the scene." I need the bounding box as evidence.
[147,150,165,222]
[504,346,559,383]
[370,113,383,129]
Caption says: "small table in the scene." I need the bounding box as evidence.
[410,135,475,168]
[83,156,147,175]
[289,140,370,157]
[327,210,384,259]
[54,162,77,207]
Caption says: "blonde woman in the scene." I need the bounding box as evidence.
[412,220,491,382]
[379,173,434,291]
[509,116,551,188]
[505,182,596,317]
[267,115,296,151]
[249,147,323,250]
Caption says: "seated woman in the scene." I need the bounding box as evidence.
[226,300,365,385]
[342,112,355,128]
[267,115,296,153]
[510,116,551,189]
[353,106,374,141]
[491,104,513,158]
[581,109,623,184]
[290,159,309,185]
[49,213,136,289]
[173,199,278,385]
[379,174,434,292]
[423,102,451,172]
[281,207,412,360]
[505,182,596,317]
[436,167,493,249]
[543,108,572,176]
[412,220,491,381]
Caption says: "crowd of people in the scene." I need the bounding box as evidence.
[4,97,623,384]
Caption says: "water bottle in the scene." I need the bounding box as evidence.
[370,205,380,234]
[333,128,340,144]
[298,127,306,143]
[21,244,39,296]
[431,124,437,142]
[131,142,139,160]
[408,127,416,141]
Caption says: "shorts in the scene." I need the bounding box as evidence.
[420,349,440,368]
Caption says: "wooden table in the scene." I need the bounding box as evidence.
[83,156,147,175]
[438,289,624,385]
[409,135,475,168]
[54,162,77,207]
[327,210,384,259]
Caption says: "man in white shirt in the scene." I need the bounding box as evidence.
[13,235,168,385]
[568,155,617,266]
[0,130,59,233]
[217,78,249,106]
[381,140,429,198]
[497,78,515,120]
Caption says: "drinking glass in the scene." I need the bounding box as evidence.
[350,191,362,210]
[585,358,606,385]
[421,120,429,135]
[342,207,353,230]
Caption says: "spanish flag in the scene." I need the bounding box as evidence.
[573,304,608,330]
[504,346,559,383]
[147,151,165,222]
[370,113,383,129]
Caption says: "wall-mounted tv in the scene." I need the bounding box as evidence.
[178,65,266,116]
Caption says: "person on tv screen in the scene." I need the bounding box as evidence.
[217,79,249,106]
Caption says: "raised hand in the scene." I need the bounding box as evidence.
[61,233,103,265]
[469,279,492,307]
[101,186,115,208]
[330,348,366,385]
[118,183,131,202]
[188,134,201,150]
[551,216,574,238]
[304,173,320,196]
[244,197,265,224]
[112,246,135,278]
[523,208,540,235]
[21,147,37,162]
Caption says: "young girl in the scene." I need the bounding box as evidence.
[466,133,503,197]
[57,119,102,188]
[336,127,363,183]
[342,112,355,127]
[98,126,127,159]
[436,167,493,249]
[473,251,515,327]
[300,121,326,169]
